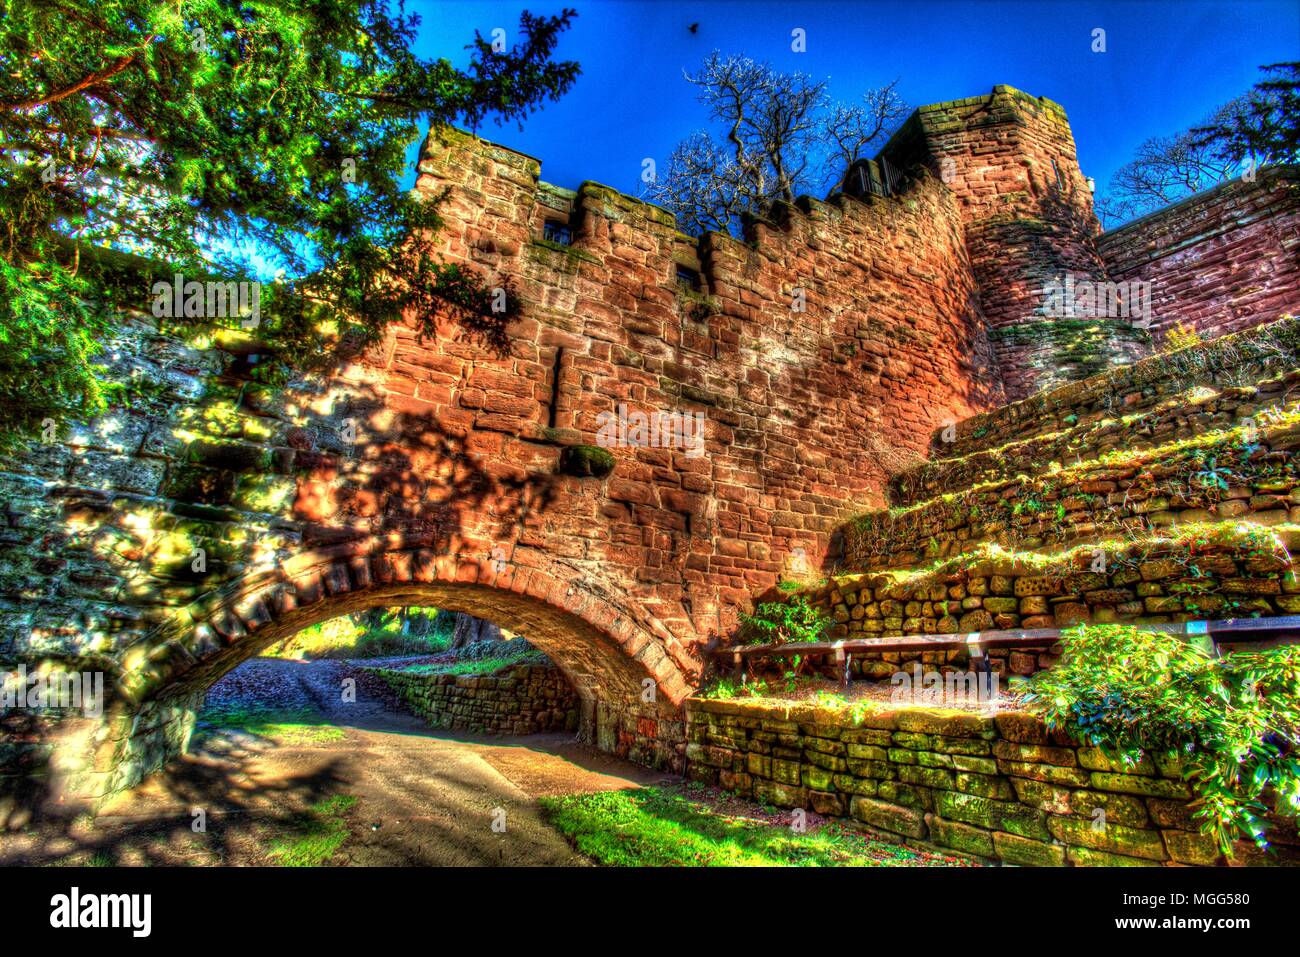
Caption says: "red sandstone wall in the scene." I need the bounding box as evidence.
[882,87,1148,400]
[1097,166,1300,341]
[397,127,1002,645]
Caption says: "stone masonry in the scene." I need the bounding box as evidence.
[688,698,1300,866]
[370,663,579,736]
[1,86,1298,810]
[1098,165,1300,341]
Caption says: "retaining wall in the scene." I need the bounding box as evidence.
[370,663,579,735]
[686,698,1300,866]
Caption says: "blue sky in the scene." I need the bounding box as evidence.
[412,0,1298,199]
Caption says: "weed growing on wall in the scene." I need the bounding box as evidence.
[738,595,832,645]
[1022,623,1300,855]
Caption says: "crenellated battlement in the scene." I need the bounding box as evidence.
[418,86,1158,405]
[417,123,974,324]
[416,118,1002,497]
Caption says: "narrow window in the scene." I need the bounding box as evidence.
[676,265,700,292]
[1051,157,1065,190]
[542,220,572,245]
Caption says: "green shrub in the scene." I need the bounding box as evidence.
[1023,623,1300,854]
[699,677,769,700]
[738,595,831,646]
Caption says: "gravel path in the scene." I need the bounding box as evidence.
[2,657,671,867]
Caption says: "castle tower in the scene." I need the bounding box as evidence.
[880,86,1148,400]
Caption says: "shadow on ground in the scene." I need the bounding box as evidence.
[1,656,669,867]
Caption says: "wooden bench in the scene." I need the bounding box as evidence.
[712,616,1300,691]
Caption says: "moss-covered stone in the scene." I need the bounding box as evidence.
[1069,789,1149,827]
[1008,780,1071,816]
[559,444,616,478]
[926,814,995,857]
[993,831,1066,866]
[850,796,927,838]
[1066,846,1161,866]
[185,438,273,473]
[232,474,297,513]
[1047,815,1168,861]
[955,771,1015,799]
[163,463,238,505]
[1163,829,1221,865]
[1088,772,1191,798]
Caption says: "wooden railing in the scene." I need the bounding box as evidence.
[710,616,1300,684]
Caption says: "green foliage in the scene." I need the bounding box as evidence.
[196,704,347,743]
[0,1,580,448]
[1162,320,1204,354]
[402,644,544,676]
[738,595,831,646]
[1193,62,1300,167]
[1189,449,1233,493]
[1023,623,1300,855]
[0,258,114,445]
[698,676,768,700]
[560,443,616,478]
[266,606,449,659]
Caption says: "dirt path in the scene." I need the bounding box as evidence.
[3,658,672,867]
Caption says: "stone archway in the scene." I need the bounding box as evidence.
[51,538,691,806]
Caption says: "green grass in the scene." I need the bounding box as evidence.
[196,705,347,743]
[403,648,546,676]
[268,795,358,867]
[539,784,977,867]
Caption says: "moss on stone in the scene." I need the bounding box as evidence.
[560,444,616,478]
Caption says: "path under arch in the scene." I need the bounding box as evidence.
[3,655,671,865]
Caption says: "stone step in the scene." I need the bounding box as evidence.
[818,519,1300,640]
[892,367,1300,507]
[847,412,1300,572]
[926,314,1300,461]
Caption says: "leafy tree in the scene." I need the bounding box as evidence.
[0,1,580,448]
[644,52,908,236]
[1193,62,1300,169]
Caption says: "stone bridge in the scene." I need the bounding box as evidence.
[5,86,1292,808]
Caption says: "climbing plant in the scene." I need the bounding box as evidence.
[1022,623,1300,855]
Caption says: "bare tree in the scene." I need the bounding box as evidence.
[646,53,909,235]
[822,79,910,187]
[649,131,754,236]
[1095,97,1258,227]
